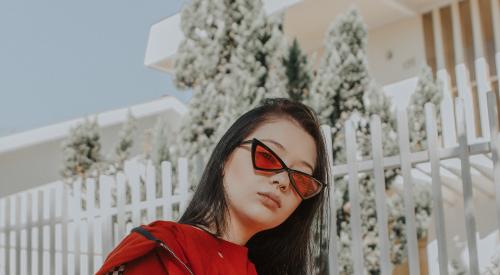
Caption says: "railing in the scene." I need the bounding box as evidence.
[0,158,193,275]
[325,92,500,275]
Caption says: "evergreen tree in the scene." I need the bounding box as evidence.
[60,117,103,210]
[306,9,373,273]
[307,8,432,274]
[213,6,289,144]
[307,8,369,165]
[174,0,226,89]
[110,110,136,172]
[151,113,180,194]
[151,114,175,171]
[173,0,289,188]
[61,117,103,181]
[101,111,137,207]
[283,39,312,102]
[283,38,312,102]
[408,65,444,152]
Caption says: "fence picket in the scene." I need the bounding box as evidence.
[475,57,492,140]
[73,180,82,275]
[370,115,391,275]
[437,69,457,147]
[86,179,96,274]
[455,98,480,275]
[162,161,173,221]
[145,160,156,222]
[4,197,10,275]
[178,158,189,216]
[396,109,420,275]
[344,120,364,275]
[116,172,126,242]
[486,91,500,232]
[425,103,449,275]
[49,188,56,275]
[128,160,141,226]
[27,192,33,275]
[15,195,21,275]
[61,183,69,275]
[100,175,113,257]
[37,190,44,275]
[322,125,339,275]
[455,64,477,142]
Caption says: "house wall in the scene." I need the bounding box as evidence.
[367,16,427,85]
[0,109,184,197]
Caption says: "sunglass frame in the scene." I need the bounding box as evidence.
[240,138,324,200]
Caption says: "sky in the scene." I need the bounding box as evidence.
[0,0,191,137]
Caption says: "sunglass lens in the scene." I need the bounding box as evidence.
[291,172,320,198]
[254,144,283,170]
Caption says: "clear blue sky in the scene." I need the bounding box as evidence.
[0,0,192,137]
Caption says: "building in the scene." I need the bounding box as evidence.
[0,96,187,197]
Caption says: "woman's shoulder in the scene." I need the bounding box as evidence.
[146,220,214,244]
[97,220,258,275]
[95,220,194,275]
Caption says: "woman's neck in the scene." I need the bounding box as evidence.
[221,219,255,245]
[194,216,260,246]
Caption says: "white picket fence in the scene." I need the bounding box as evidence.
[0,158,194,275]
[1,68,500,274]
[325,91,500,275]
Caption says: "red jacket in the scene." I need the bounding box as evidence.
[96,220,258,275]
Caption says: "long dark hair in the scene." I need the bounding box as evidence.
[179,98,331,275]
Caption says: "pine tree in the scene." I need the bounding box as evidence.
[213,5,289,143]
[151,114,174,171]
[173,0,226,89]
[307,8,369,165]
[173,0,290,189]
[262,13,289,99]
[61,117,103,181]
[307,8,432,274]
[110,111,136,173]
[151,113,180,195]
[306,9,373,273]
[283,38,312,102]
[60,117,103,210]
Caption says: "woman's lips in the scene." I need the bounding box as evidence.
[257,192,281,208]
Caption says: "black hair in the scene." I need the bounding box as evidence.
[179,98,331,275]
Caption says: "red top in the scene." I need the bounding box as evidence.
[95,220,258,275]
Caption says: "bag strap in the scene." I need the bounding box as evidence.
[131,226,159,242]
[131,226,194,275]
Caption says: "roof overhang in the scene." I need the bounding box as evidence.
[0,96,187,155]
[144,0,455,73]
[144,0,303,74]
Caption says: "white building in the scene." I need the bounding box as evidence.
[0,96,187,197]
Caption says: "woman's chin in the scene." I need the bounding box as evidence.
[243,203,283,229]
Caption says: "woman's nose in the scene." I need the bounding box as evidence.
[271,170,291,191]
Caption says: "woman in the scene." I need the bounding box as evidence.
[96,98,331,275]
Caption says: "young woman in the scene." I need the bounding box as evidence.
[96,98,331,275]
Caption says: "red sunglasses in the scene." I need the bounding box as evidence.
[240,138,324,200]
